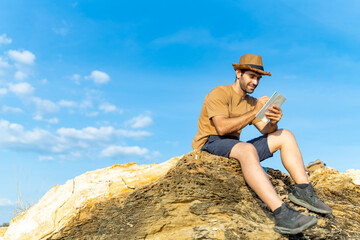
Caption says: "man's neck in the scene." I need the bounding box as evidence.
[232,81,246,98]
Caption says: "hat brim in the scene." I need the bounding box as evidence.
[232,63,271,76]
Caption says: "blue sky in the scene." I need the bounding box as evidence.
[1,0,360,224]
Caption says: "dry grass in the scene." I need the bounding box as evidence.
[13,178,32,219]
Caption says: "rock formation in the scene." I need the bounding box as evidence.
[345,169,360,185]
[1,151,360,239]
[0,156,181,240]
[0,229,6,238]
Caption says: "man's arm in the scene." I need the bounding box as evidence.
[212,96,269,136]
[254,104,283,134]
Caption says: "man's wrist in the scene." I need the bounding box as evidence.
[251,109,259,119]
[270,122,278,131]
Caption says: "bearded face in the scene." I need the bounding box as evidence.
[237,70,262,94]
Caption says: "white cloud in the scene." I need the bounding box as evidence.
[0,57,10,68]
[127,114,153,128]
[0,120,57,152]
[31,97,59,114]
[117,129,152,138]
[53,27,68,36]
[33,115,43,121]
[144,150,161,160]
[53,20,70,36]
[87,70,110,85]
[56,127,150,143]
[2,105,23,114]
[86,111,99,117]
[58,100,77,108]
[7,50,36,65]
[0,34,12,45]
[0,88,8,95]
[99,102,122,113]
[56,126,151,141]
[8,82,35,96]
[0,119,152,158]
[57,126,116,141]
[14,70,27,80]
[58,151,83,160]
[0,198,14,206]
[79,100,92,109]
[33,115,59,124]
[71,74,81,85]
[39,155,54,161]
[100,145,149,158]
[48,118,59,124]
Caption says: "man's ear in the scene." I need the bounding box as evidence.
[235,69,240,82]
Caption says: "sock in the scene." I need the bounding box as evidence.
[273,203,285,215]
[295,183,310,189]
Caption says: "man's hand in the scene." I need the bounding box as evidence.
[265,104,283,125]
[254,96,270,113]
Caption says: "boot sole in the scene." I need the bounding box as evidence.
[274,217,318,235]
[288,193,332,214]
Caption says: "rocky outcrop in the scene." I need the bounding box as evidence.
[345,169,360,185]
[0,156,181,240]
[0,229,6,238]
[1,151,360,239]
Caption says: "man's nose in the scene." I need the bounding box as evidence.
[252,79,259,85]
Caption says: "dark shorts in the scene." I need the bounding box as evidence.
[201,135,273,161]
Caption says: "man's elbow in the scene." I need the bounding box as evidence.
[215,126,227,136]
[217,130,226,136]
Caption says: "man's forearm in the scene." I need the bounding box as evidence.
[212,109,257,136]
[261,122,278,135]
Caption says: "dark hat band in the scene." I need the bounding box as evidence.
[246,64,264,71]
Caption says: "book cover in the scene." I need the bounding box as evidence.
[255,92,286,122]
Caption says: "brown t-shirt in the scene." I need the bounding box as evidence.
[192,84,260,150]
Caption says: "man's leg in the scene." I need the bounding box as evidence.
[211,137,318,234]
[267,129,309,184]
[229,142,282,211]
[267,129,332,214]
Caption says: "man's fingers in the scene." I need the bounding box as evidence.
[259,96,270,101]
[267,107,282,114]
[272,104,280,110]
[265,112,282,121]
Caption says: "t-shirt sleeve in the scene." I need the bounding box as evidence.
[204,87,229,119]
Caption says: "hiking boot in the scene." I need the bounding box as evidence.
[273,203,317,235]
[288,183,332,214]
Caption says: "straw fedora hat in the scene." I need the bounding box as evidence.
[232,54,271,76]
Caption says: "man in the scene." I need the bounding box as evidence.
[192,54,332,235]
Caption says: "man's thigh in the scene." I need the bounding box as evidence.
[246,135,273,161]
[201,135,239,158]
[201,135,273,161]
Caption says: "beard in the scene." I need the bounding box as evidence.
[239,77,256,94]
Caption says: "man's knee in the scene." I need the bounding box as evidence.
[268,129,297,153]
[230,142,258,162]
[272,128,295,140]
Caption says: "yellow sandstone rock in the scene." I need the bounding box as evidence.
[345,169,360,185]
[1,156,181,240]
[0,228,7,237]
